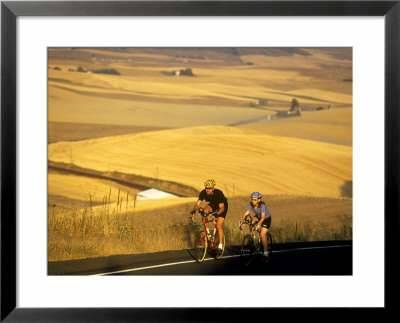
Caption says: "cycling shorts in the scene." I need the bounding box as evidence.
[260,216,271,229]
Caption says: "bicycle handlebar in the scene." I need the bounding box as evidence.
[239,216,260,232]
[198,209,218,217]
[194,210,218,223]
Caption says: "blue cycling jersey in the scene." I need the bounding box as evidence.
[246,202,271,220]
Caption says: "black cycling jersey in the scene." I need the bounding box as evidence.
[198,188,228,217]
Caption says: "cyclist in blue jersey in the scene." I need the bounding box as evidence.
[239,192,271,261]
[191,179,228,257]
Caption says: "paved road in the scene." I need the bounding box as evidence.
[48,241,352,276]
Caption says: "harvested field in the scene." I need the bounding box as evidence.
[48,122,171,143]
[240,108,353,146]
[48,125,352,199]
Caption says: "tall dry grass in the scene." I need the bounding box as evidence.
[48,193,352,262]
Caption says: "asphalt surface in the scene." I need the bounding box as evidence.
[48,241,352,276]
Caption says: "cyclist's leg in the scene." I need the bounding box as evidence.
[217,204,228,241]
[260,227,268,253]
[216,204,227,248]
[261,217,271,256]
[216,216,225,247]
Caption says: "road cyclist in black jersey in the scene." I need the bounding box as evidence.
[191,179,228,258]
[239,191,272,262]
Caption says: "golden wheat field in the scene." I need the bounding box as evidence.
[48,170,140,205]
[48,125,351,198]
[48,47,353,261]
[240,108,352,146]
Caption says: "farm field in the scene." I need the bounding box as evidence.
[48,125,352,198]
[48,47,353,261]
[48,122,170,144]
[240,108,352,146]
[48,170,141,207]
[48,48,352,128]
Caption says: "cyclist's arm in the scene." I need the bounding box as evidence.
[216,202,225,216]
[191,200,202,214]
[240,210,251,224]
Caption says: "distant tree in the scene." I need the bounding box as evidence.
[162,68,194,76]
[290,98,301,116]
[77,66,86,73]
[180,68,194,76]
[291,98,299,111]
[53,66,61,71]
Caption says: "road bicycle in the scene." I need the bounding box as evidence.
[193,209,225,262]
[240,214,272,266]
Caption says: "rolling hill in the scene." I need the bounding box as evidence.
[48,125,352,199]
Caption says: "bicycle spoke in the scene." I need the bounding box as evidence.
[240,234,255,266]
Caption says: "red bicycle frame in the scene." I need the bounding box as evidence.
[199,211,218,249]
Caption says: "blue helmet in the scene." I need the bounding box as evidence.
[250,192,262,199]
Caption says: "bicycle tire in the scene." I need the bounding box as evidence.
[195,231,207,263]
[267,232,273,256]
[240,234,256,266]
[214,232,225,260]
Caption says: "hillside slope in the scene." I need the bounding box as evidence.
[48,125,352,198]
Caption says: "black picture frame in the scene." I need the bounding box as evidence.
[1,0,399,321]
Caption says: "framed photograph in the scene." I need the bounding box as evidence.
[2,0,399,321]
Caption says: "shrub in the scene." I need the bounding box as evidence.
[180,68,194,76]
[92,68,121,75]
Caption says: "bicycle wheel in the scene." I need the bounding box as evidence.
[267,232,273,256]
[213,232,225,260]
[240,234,255,266]
[195,231,207,263]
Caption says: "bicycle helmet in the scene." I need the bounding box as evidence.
[250,192,262,199]
[204,179,216,188]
